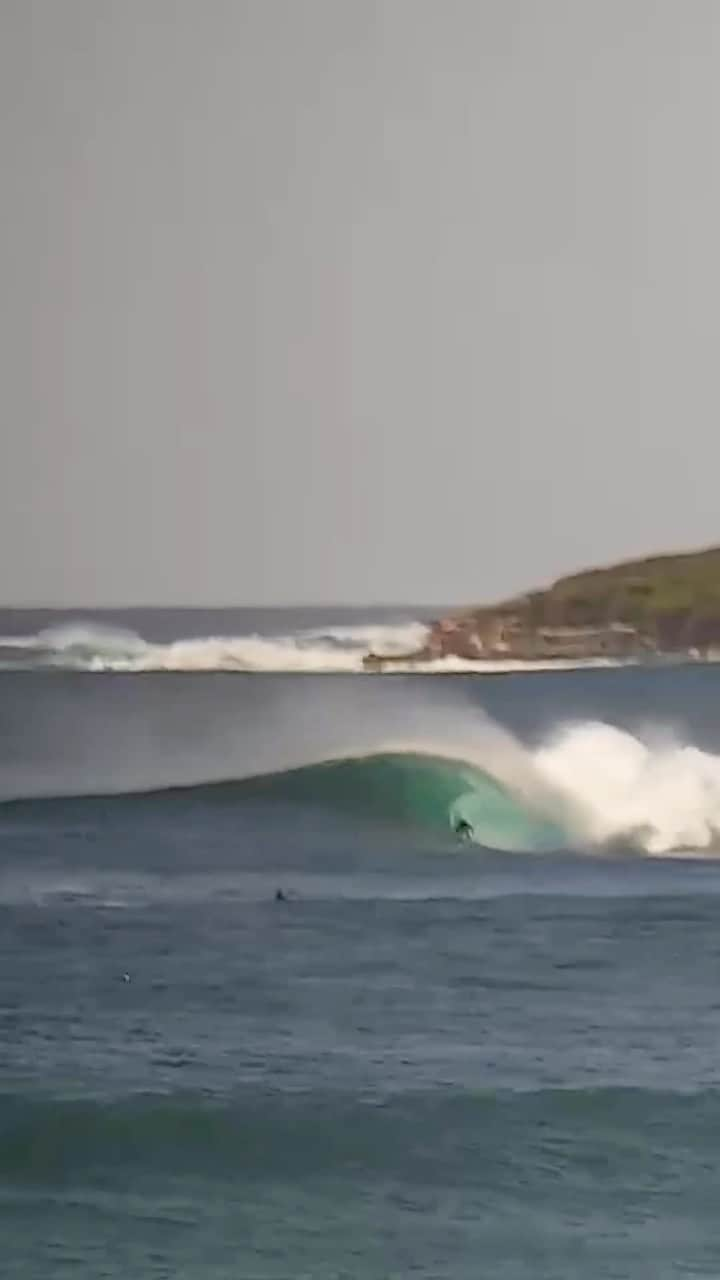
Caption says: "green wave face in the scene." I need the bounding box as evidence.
[244,753,570,853]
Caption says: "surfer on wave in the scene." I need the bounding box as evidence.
[453,817,473,842]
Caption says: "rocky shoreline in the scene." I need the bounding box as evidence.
[364,547,720,669]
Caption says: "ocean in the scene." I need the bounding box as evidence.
[3,607,720,1279]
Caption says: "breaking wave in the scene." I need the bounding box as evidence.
[0,620,431,672]
[1,638,719,854]
[8,724,720,857]
[0,619,621,673]
[228,752,571,853]
[157,727,720,856]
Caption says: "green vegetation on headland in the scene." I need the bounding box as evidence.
[365,547,720,666]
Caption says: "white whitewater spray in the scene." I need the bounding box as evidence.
[371,723,720,855]
[0,620,626,674]
[534,723,720,855]
[1,646,720,854]
[0,620,431,673]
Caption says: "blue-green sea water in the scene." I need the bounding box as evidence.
[3,610,720,1277]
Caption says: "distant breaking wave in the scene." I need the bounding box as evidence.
[0,620,625,674]
[0,620,431,672]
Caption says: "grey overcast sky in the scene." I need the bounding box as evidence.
[1,0,719,606]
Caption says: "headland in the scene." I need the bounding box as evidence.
[364,546,720,668]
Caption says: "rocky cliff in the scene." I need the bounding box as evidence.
[365,547,720,667]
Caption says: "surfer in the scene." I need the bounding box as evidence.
[274,888,287,902]
[453,817,473,842]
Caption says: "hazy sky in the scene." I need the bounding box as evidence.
[2,0,719,605]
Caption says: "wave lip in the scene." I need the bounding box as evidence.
[6,725,720,858]
[209,729,720,858]
[233,750,572,853]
